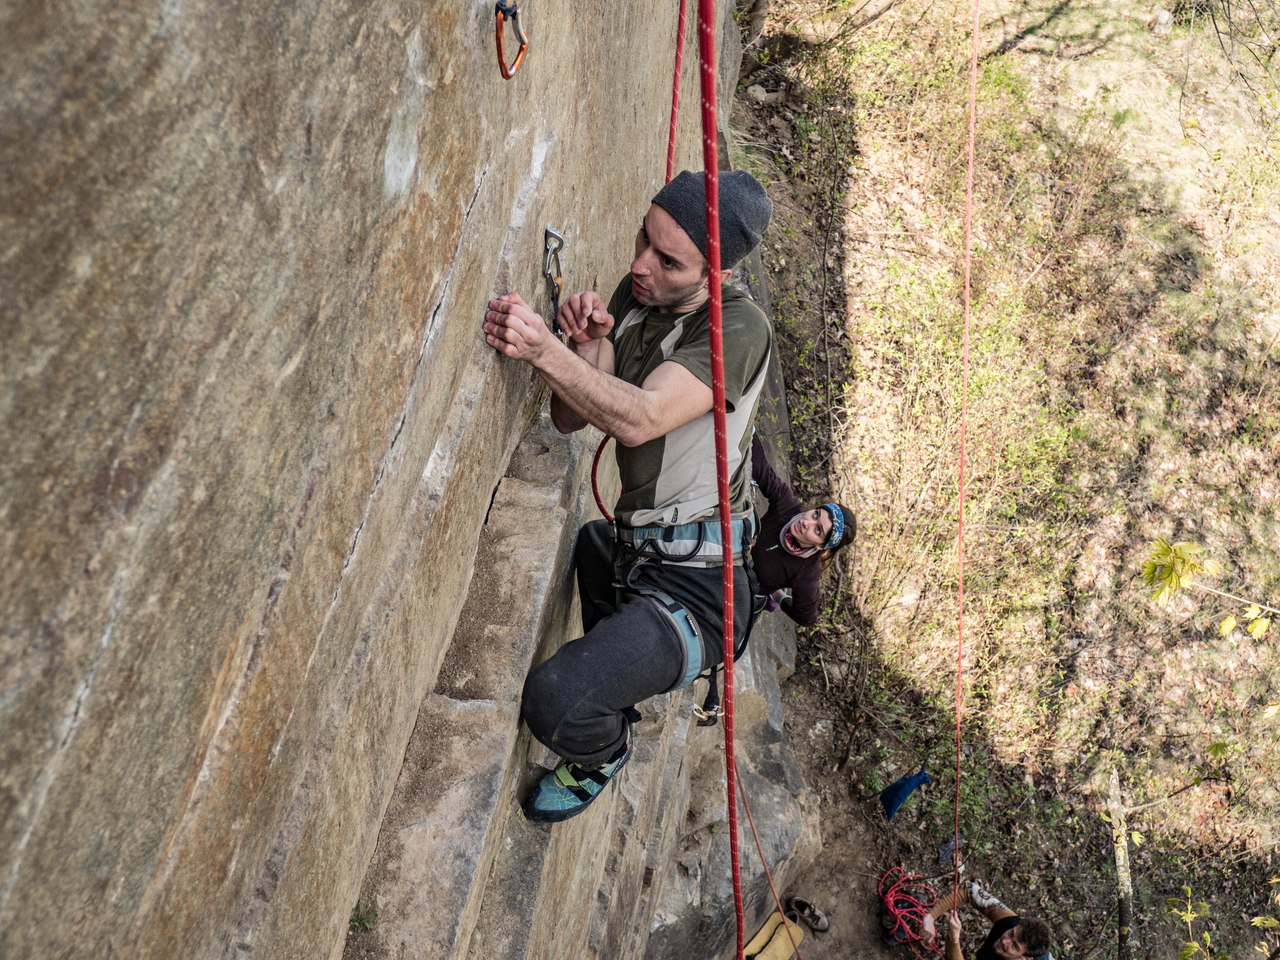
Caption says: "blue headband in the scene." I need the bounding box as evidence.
[823,503,845,550]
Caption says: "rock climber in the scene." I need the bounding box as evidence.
[750,433,853,626]
[483,169,773,822]
[923,881,1054,960]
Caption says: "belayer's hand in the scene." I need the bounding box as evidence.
[558,291,614,344]
[485,293,551,361]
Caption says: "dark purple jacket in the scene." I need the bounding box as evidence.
[751,434,822,626]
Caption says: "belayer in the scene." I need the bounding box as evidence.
[924,881,1054,960]
[484,169,773,822]
[750,433,853,626]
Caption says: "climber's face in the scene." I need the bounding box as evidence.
[630,205,710,312]
[782,508,832,554]
[993,927,1031,959]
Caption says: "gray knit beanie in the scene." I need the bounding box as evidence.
[651,170,772,269]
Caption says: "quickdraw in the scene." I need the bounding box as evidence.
[543,226,565,338]
[494,1,528,80]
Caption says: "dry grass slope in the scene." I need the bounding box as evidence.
[738,0,1280,956]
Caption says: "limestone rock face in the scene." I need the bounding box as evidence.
[1,2,816,959]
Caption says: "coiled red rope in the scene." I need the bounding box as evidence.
[879,867,943,959]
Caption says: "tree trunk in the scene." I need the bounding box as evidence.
[1108,769,1138,960]
[738,0,770,46]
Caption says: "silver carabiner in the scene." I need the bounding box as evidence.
[543,226,565,288]
[543,226,566,336]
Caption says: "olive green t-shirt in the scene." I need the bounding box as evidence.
[605,276,773,526]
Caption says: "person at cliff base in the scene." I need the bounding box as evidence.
[483,169,773,823]
[923,881,1055,960]
[750,433,854,626]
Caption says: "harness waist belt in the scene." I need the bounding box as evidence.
[616,514,757,566]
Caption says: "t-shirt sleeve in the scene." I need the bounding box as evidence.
[666,293,772,410]
[605,276,636,344]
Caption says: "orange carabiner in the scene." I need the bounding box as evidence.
[495,1,529,80]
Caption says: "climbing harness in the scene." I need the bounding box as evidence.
[494,0,528,80]
[607,513,759,722]
[543,225,565,337]
[879,867,942,959]
[616,513,755,567]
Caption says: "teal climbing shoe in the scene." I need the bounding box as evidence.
[522,734,633,823]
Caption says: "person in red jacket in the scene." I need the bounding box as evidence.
[750,433,854,626]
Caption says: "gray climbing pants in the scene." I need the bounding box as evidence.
[520,520,750,768]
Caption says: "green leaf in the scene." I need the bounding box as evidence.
[1207,741,1229,759]
[1247,617,1271,639]
[1244,604,1262,620]
[1131,830,1144,846]
[1142,538,1212,604]
[1218,615,1237,636]
[1250,916,1280,929]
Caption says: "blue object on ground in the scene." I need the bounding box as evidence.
[938,833,965,867]
[880,766,931,820]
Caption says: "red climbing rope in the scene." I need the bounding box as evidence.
[879,867,943,960]
[736,762,805,959]
[695,1,746,957]
[590,435,614,523]
[953,0,982,911]
[666,0,688,183]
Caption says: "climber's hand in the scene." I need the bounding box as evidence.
[558,291,614,344]
[923,913,938,941]
[485,293,552,362]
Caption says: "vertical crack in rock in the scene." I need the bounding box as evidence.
[4,439,190,913]
[230,625,376,959]
[482,479,502,526]
[227,317,494,957]
[332,170,486,607]
[0,575,128,912]
[133,460,325,919]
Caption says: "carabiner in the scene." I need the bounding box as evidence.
[543,226,565,336]
[693,704,724,727]
[495,1,529,80]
